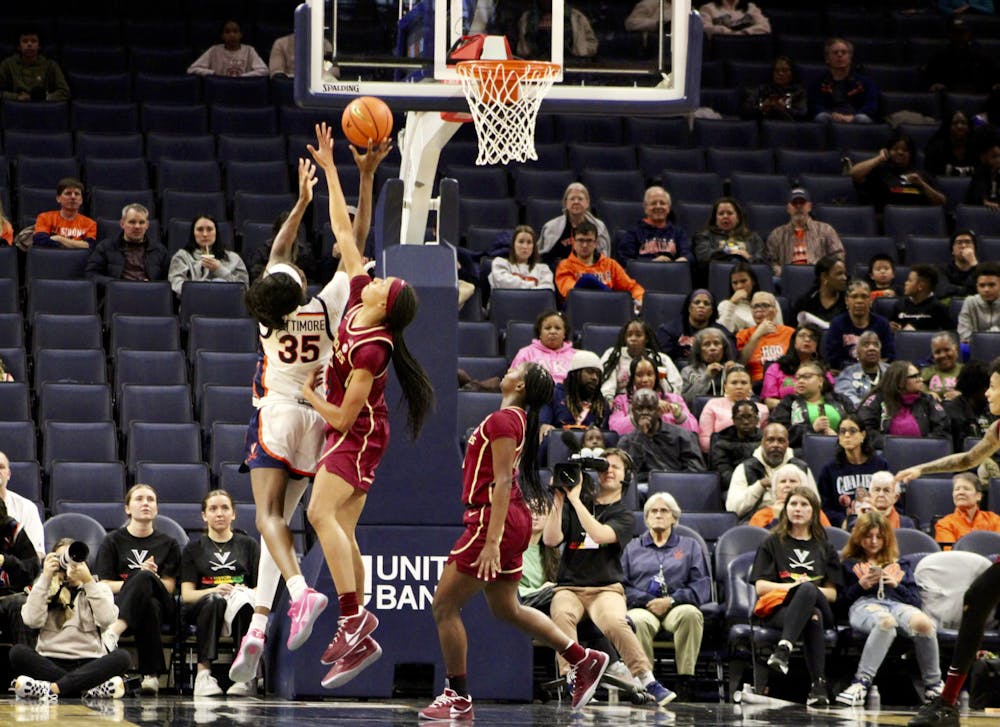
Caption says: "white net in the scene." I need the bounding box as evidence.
[455,60,560,166]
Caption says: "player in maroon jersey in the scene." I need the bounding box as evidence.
[300,123,435,689]
[419,362,609,720]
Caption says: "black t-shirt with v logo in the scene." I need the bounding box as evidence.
[96,527,182,583]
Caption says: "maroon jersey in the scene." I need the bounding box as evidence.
[461,407,527,508]
[325,275,393,432]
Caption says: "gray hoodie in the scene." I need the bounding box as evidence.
[958,294,1000,342]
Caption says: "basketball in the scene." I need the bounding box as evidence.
[341,96,393,148]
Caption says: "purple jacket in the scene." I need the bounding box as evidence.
[621,530,712,609]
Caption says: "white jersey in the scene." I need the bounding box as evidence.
[252,271,350,406]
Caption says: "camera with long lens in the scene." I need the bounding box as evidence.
[551,447,609,499]
[58,541,89,570]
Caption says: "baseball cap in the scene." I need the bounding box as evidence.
[788,187,810,203]
[567,350,602,373]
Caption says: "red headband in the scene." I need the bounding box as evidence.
[385,278,407,316]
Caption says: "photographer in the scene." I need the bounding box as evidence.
[10,538,130,701]
[544,448,677,706]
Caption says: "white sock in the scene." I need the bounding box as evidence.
[250,613,268,632]
[640,671,655,685]
[286,575,308,602]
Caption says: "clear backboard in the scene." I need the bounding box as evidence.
[294,0,702,116]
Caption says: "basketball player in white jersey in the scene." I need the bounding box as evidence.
[230,143,390,684]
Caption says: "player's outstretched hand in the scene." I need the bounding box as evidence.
[351,139,393,175]
[307,122,336,170]
[895,467,921,485]
[296,158,318,204]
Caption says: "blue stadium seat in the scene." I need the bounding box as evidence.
[775,150,843,178]
[443,166,509,199]
[0,383,29,421]
[210,105,278,136]
[90,188,154,222]
[31,314,102,352]
[458,198,518,238]
[127,421,202,476]
[660,172,724,205]
[692,119,758,149]
[884,436,951,474]
[905,236,951,266]
[797,174,858,205]
[103,280,174,325]
[157,159,222,196]
[829,124,893,154]
[43,513,108,567]
[133,71,200,102]
[584,170,645,207]
[4,131,73,159]
[49,462,126,510]
[457,321,498,357]
[114,349,187,399]
[640,293,688,332]
[192,351,258,405]
[624,261,692,295]
[136,463,211,505]
[83,158,149,191]
[27,279,98,319]
[146,133,215,165]
[60,45,127,73]
[161,190,227,225]
[729,173,790,206]
[25,248,90,282]
[2,101,69,132]
[568,144,637,175]
[623,117,690,147]
[565,290,633,338]
[0,313,23,348]
[217,135,287,165]
[75,131,143,160]
[140,103,209,134]
[706,149,775,178]
[0,421,36,461]
[225,160,291,201]
[554,115,623,144]
[208,422,249,478]
[15,156,79,190]
[70,101,139,134]
[119,384,194,432]
[187,316,257,362]
[457,392,503,447]
[895,528,941,556]
[883,206,947,245]
[38,382,112,426]
[903,478,955,532]
[812,204,878,236]
[178,282,248,330]
[637,147,705,181]
[513,168,574,206]
[66,72,130,102]
[43,421,118,473]
[200,385,253,428]
[202,76,270,107]
[842,236,897,272]
[647,471,723,512]
[233,192,295,232]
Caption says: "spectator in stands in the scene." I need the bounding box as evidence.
[625,0,667,32]
[657,289,733,363]
[0,356,12,382]
[925,15,998,95]
[543,448,677,706]
[867,253,899,300]
[852,131,947,211]
[518,506,562,613]
[609,357,698,436]
[750,486,841,707]
[692,197,765,271]
[97,484,182,696]
[857,360,950,449]
[9,538,131,702]
[741,55,807,121]
[248,210,323,283]
[718,261,777,334]
[942,229,980,299]
[187,20,267,77]
[544,350,610,431]
[616,186,690,264]
[967,137,1000,209]
[808,37,878,124]
[0,29,69,102]
[835,511,941,708]
[268,33,335,78]
[794,255,848,327]
[86,204,168,286]
[621,492,709,701]
[510,310,576,385]
[842,471,915,531]
[680,327,735,406]
[942,359,995,452]
[181,490,260,697]
[934,472,1000,546]
[817,414,889,527]
[925,111,977,177]
[771,360,855,448]
[489,225,555,292]
[958,262,1000,342]
[709,399,762,490]
[518,1,598,58]
[922,332,963,402]
[555,222,644,308]
[726,422,816,518]
[736,291,794,384]
[824,280,895,373]
[167,215,249,297]
[698,0,770,36]
[540,183,611,268]
[834,331,888,408]
[698,363,769,452]
[33,178,96,250]
[764,188,844,277]
[600,318,683,402]
[890,265,952,333]
[762,324,831,409]
[0,198,12,245]
[749,463,831,529]
[0,452,43,560]
[0,496,39,646]
[617,388,705,484]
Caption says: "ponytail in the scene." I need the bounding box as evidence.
[385,285,435,439]
[518,363,555,509]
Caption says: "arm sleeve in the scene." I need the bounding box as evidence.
[2,531,40,591]
[84,580,120,628]
[46,61,70,101]
[926,398,951,439]
[180,542,197,586]
[621,542,652,608]
[858,77,879,117]
[761,363,783,400]
[490,258,532,290]
[218,252,250,286]
[957,299,974,342]
[161,540,183,580]
[697,400,716,452]
[95,538,118,581]
[84,242,114,285]
[187,47,217,75]
[245,48,268,77]
[608,395,632,435]
[670,544,712,606]
[555,262,576,298]
[617,230,639,261]
[749,537,778,583]
[680,431,707,471]
[167,251,190,295]
[20,576,50,628]
[743,4,771,34]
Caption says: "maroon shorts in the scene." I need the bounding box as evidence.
[447,497,532,581]
[317,416,389,493]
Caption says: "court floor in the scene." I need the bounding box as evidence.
[2,695,997,727]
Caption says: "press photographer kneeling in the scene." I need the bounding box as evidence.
[11,539,131,701]
[543,447,677,706]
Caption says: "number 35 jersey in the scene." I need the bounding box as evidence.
[253,270,350,406]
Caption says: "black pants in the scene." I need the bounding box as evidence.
[954,561,1000,674]
[0,593,36,648]
[184,594,253,664]
[9,644,131,697]
[763,582,833,682]
[116,570,175,676]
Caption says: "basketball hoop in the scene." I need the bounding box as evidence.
[455,59,561,166]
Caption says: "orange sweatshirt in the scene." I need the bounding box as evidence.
[555,252,645,302]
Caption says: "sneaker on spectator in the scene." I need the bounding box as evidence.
[229,627,266,684]
[924,681,945,702]
[767,641,792,675]
[807,678,829,707]
[418,687,474,721]
[908,697,960,727]
[12,676,56,702]
[320,636,382,689]
[226,679,255,697]
[84,676,125,699]
[320,608,379,665]
[835,679,868,707]
[644,679,677,707]
[286,588,328,651]
[568,648,609,709]
[140,675,160,696]
[194,670,223,697]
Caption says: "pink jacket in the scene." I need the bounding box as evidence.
[609,392,700,436]
[698,397,769,452]
[510,339,576,385]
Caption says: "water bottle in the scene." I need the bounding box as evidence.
[959,691,970,713]
[867,685,881,711]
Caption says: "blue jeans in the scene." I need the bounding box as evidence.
[848,597,941,686]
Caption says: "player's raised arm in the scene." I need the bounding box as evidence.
[308,122,363,278]
[268,158,317,268]
[350,140,392,258]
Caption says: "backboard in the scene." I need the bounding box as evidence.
[294,0,702,116]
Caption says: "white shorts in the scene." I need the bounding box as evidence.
[245,401,326,478]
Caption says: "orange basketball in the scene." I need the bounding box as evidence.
[341,96,393,148]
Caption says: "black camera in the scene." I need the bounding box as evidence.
[57,541,89,570]
[551,448,609,497]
